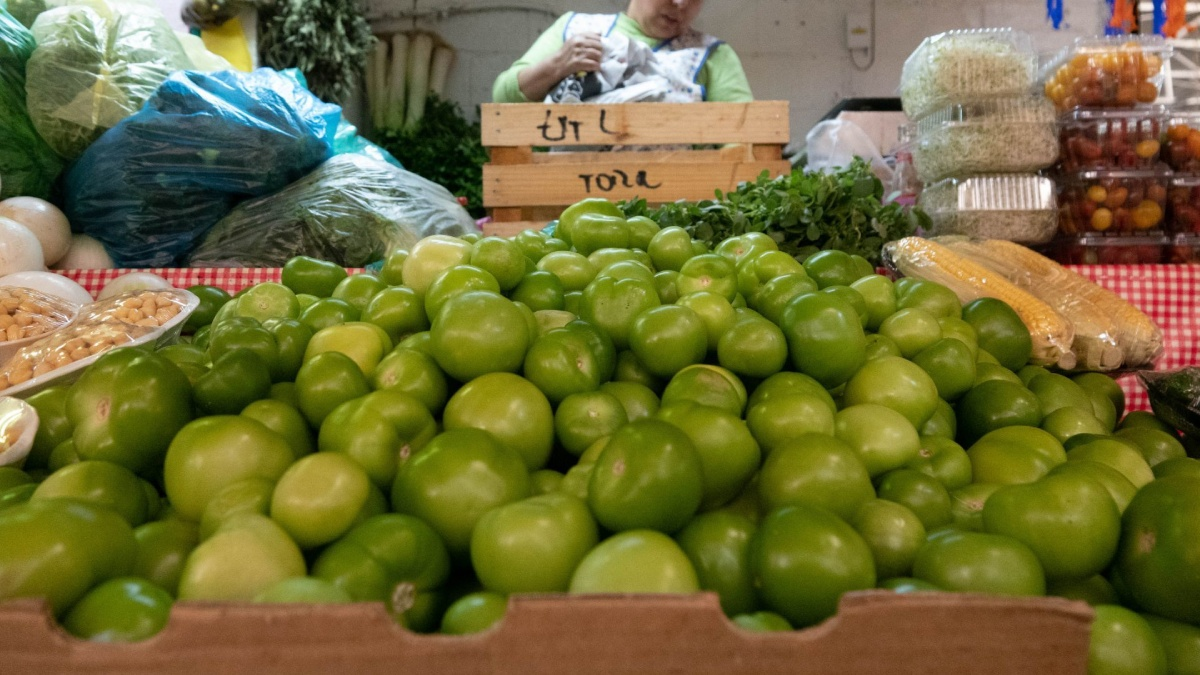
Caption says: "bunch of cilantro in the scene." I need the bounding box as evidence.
[621,157,927,265]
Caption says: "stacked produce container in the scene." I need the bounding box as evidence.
[1039,36,1192,263]
[900,29,1061,246]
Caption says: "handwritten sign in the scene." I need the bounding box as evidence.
[578,170,662,194]
[538,109,618,143]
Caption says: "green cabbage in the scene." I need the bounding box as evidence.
[25,0,190,160]
[0,6,62,199]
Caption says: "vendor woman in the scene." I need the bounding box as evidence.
[492,0,752,104]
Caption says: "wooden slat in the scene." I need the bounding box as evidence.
[517,144,766,166]
[490,207,526,222]
[483,160,791,208]
[483,220,547,237]
[481,102,789,147]
[753,144,784,161]
[488,147,533,164]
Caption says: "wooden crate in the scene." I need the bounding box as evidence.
[481,101,792,237]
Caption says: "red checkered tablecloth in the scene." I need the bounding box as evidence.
[53,265,1200,412]
[55,268,289,295]
[1067,264,1200,412]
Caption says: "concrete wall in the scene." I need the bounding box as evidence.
[369,0,1106,146]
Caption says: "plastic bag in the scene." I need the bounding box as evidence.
[0,0,47,27]
[25,0,192,160]
[64,68,342,267]
[0,7,63,199]
[1140,368,1200,439]
[805,119,894,184]
[333,117,403,168]
[187,153,478,268]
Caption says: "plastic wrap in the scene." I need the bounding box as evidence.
[1041,36,1172,111]
[77,288,190,329]
[883,236,1076,369]
[0,396,38,467]
[912,97,1058,183]
[1058,169,1170,236]
[0,7,63,200]
[0,286,78,365]
[1059,108,1165,172]
[1048,233,1168,265]
[899,29,1037,121]
[938,237,1133,372]
[64,68,342,267]
[920,175,1057,245]
[25,0,192,160]
[187,154,478,268]
[1139,368,1200,439]
[1168,234,1200,263]
[1167,175,1200,235]
[1163,111,1200,173]
[0,320,155,392]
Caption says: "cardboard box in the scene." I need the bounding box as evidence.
[0,591,1092,674]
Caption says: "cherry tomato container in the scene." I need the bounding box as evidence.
[912,97,1058,183]
[1168,175,1200,235]
[900,28,1037,121]
[1046,233,1169,265]
[919,174,1058,244]
[1057,169,1170,235]
[1168,234,1200,263]
[1041,36,1172,112]
[1057,108,1166,171]
[1163,111,1200,173]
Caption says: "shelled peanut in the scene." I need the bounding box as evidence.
[0,288,75,343]
[81,290,185,328]
[0,323,153,390]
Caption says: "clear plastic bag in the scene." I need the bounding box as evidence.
[187,154,478,268]
[805,119,893,183]
[25,0,192,160]
[0,7,63,200]
[64,68,343,267]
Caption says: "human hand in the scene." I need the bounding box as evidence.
[554,32,603,78]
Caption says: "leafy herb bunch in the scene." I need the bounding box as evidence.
[258,0,375,104]
[377,95,488,218]
[621,157,928,264]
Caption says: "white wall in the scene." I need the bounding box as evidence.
[369,0,1105,146]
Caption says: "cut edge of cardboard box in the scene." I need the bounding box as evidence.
[0,590,1092,674]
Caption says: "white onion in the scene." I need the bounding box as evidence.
[0,198,71,266]
[0,271,93,306]
[98,272,173,300]
[0,218,45,277]
[52,234,114,270]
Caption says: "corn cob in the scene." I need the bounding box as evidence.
[948,238,1163,369]
[884,237,1076,369]
[940,238,1126,371]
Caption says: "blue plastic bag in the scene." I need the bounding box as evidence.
[64,67,342,267]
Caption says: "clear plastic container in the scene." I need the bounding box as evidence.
[1057,169,1170,235]
[0,287,78,367]
[919,174,1057,244]
[1163,111,1200,173]
[1047,234,1169,265]
[1168,174,1200,235]
[1168,234,1200,263]
[900,28,1038,121]
[912,97,1058,183]
[1041,35,1172,111]
[1058,108,1166,171]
